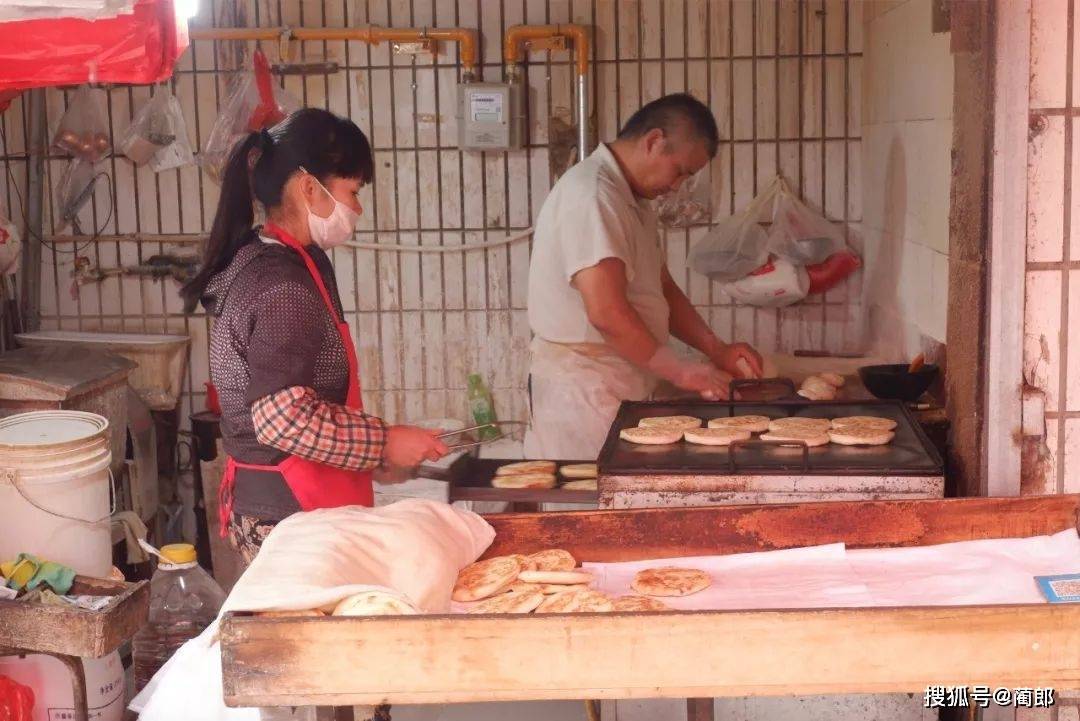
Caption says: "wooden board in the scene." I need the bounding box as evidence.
[0,576,149,658]
[219,494,1080,707]
[221,603,1080,706]
[483,493,1080,561]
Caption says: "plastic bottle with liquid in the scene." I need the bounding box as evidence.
[131,543,226,692]
[466,374,500,440]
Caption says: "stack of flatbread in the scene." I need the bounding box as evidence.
[558,462,598,491]
[797,373,845,401]
[491,460,558,489]
[452,549,679,614]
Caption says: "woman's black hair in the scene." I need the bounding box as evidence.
[181,107,374,313]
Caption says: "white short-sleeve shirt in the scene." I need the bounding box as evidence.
[527,143,670,345]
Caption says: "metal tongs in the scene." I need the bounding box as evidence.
[438,420,525,450]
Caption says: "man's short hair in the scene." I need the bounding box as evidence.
[617,93,719,157]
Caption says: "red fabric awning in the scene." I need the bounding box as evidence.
[0,0,189,91]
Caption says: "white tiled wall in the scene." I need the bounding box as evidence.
[7,0,864,427]
[860,0,953,360]
[1023,0,1080,496]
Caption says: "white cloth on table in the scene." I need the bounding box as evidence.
[130,499,495,721]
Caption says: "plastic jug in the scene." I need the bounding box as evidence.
[131,544,226,692]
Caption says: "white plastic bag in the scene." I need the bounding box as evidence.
[720,255,809,307]
[767,178,847,265]
[51,85,112,163]
[119,88,194,172]
[656,166,711,228]
[200,51,301,184]
[688,178,781,282]
[0,201,22,276]
[54,158,100,232]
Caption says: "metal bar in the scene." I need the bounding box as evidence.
[576,71,588,162]
[20,89,45,333]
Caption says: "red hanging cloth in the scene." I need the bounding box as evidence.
[0,0,189,91]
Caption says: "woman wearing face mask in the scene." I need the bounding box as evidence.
[181,108,448,563]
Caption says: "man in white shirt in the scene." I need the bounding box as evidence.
[524,93,762,459]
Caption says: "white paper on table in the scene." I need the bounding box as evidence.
[583,543,877,611]
[847,528,1080,606]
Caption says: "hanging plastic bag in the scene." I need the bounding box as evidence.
[767,178,848,265]
[720,255,809,307]
[0,201,22,276]
[55,159,101,232]
[656,167,712,228]
[199,50,301,184]
[806,250,861,295]
[50,86,112,163]
[688,177,781,283]
[119,87,195,172]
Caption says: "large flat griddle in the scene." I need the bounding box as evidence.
[598,399,943,477]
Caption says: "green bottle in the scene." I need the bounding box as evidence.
[467,374,499,440]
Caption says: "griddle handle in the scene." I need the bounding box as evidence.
[728,377,798,400]
[728,439,810,473]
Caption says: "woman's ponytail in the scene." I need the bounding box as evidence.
[180,131,263,313]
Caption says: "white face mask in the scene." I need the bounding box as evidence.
[300,166,360,249]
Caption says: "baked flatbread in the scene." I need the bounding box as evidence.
[707,415,771,433]
[508,554,539,572]
[495,460,557,476]
[611,595,671,612]
[830,416,897,431]
[828,427,895,446]
[452,556,522,602]
[559,463,598,479]
[536,589,613,613]
[619,427,684,445]
[820,372,845,388]
[561,479,598,491]
[256,609,324,618]
[491,473,557,489]
[637,415,702,430]
[468,589,545,614]
[502,580,542,594]
[332,591,419,616]
[528,548,577,572]
[518,569,593,585]
[631,567,712,597]
[760,429,831,447]
[802,375,834,395]
[683,427,751,446]
[768,417,832,433]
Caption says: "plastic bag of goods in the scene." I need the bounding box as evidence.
[806,250,861,295]
[54,159,102,232]
[719,255,809,308]
[119,87,194,172]
[688,178,782,282]
[50,86,111,163]
[200,50,301,184]
[0,201,22,276]
[656,166,712,228]
[767,177,848,265]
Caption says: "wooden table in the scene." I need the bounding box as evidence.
[0,575,149,721]
[219,494,1080,718]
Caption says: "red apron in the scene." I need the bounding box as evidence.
[218,223,373,536]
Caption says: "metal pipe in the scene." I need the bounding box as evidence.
[503,24,591,161]
[20,89,46,332]
[189,25,478,76]
[576,72,589,162]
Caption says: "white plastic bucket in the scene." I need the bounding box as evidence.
[0,651,123,721]
[0,410,113,577]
